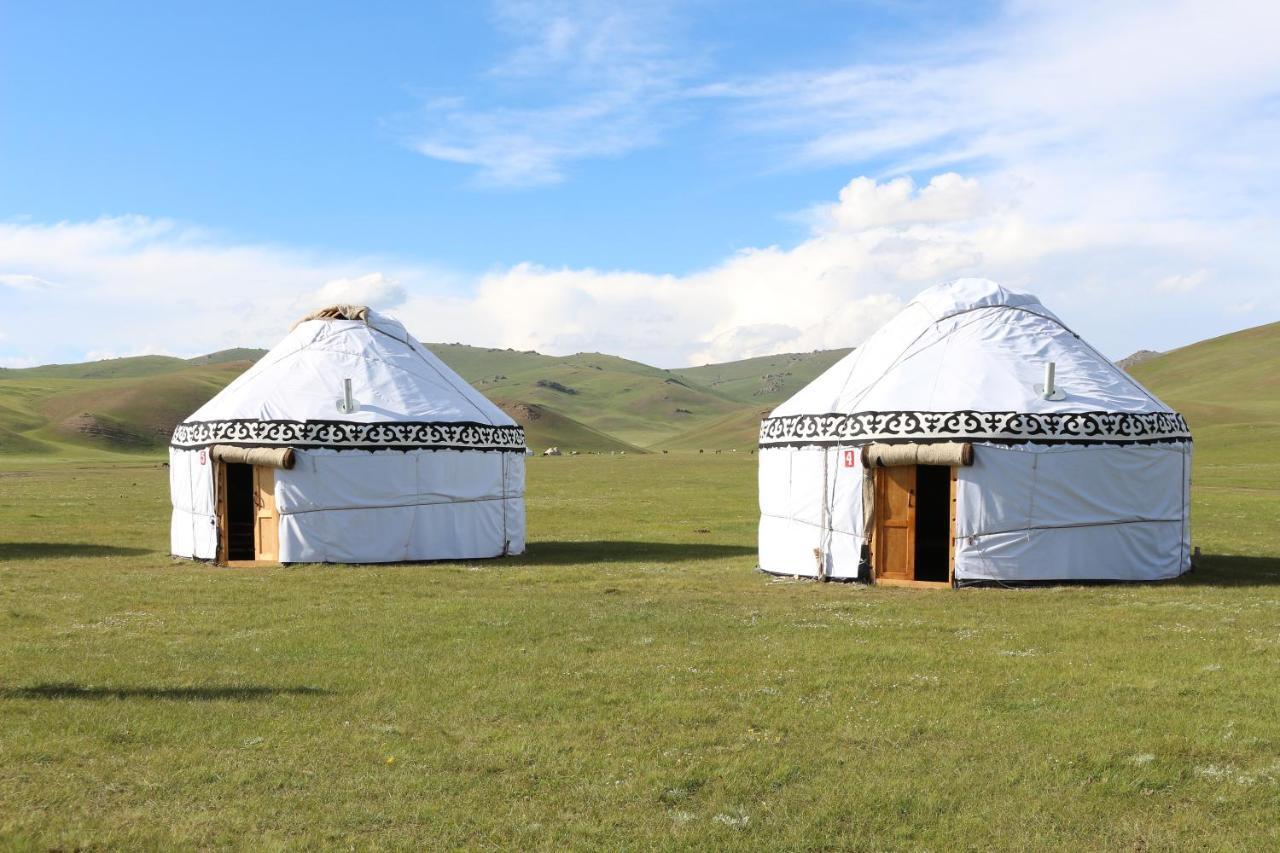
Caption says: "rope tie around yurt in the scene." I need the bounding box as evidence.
[815,450,831,580]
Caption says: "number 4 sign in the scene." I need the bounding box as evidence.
[842,449,857,468]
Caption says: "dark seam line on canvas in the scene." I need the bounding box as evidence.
[278,495,517,516]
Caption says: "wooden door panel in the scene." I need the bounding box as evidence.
[880,465,915,524]
[875,465,916,580]
[253,465,279,562]
[878,525,912,579]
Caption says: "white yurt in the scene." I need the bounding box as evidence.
[169,306,526,564]
[758,279,1191,586]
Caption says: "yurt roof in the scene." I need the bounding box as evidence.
[762,279,1190,447]
[172,306,522,452]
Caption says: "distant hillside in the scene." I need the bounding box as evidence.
[0,349,269,381]
[0,340,846,456]
[495,401,640,454]
[1124,320,1279,491]
[671,349,852,406]
[1117,349,1161,371]
[0,358,259,455]
[187,348,269,366]
[1127,322,1279,426]
[3,320,1273,459]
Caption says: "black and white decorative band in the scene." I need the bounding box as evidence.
[171,419,527,452]
[759,410,1191,448]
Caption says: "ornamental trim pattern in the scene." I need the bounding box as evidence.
[171,419,527,452]
[759,410,1191,448]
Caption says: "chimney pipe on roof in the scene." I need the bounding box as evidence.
[336,378,358,414]
[1037,361,1065,401]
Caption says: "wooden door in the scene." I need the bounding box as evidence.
[874,465,916,581]
[252,465,279,562]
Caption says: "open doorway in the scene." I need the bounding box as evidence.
[216,462,280,564]
[873,463,955,586]
[913,465,951,582]
[224,463,255,561]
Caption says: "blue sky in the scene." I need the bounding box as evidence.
[2,1,997,271]
[1,1,1277,367]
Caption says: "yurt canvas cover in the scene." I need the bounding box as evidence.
[170,306,526,564]
[758,279,1191,585]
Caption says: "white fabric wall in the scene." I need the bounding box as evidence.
[169,447,525,563]
[954,442,1191,582]
[273,448,525,563]
[758,440,1192,583]
[758,446,866,579]
[169,448,217,559]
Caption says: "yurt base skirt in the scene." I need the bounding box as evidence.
[758,514,866,581]
[170,499,526,564]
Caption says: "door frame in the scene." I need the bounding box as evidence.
[214,460,281,567]
[871,464,957,588]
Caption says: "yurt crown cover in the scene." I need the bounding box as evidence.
[757,279,1192,586]
[170,305,527,564]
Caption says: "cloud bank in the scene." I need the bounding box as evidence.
[3,171,1273,369]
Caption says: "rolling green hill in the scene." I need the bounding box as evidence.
[0,360,257,456]
[671,348,852,405]
[1,320,1275,458]
[0,342,833,456]
[1127,320,1280,489]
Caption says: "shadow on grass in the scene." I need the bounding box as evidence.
[1,683,331,701]
[1179,554,1280,587]
[522,540,756,565]
[0,542,153,560]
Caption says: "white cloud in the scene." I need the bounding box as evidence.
[0,273,59,291]
[0,179,1275,369]
[715,1,1280,220]
[818,174,985,231]
[407,0,695,186]
[0,216,440,364]
[1156,269,1210,293]
[408,0,1280,207]
[313,273,407,309]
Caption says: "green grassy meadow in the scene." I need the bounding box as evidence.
[2,448,1278,849]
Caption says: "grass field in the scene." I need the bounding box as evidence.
[2,449,1278,849]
